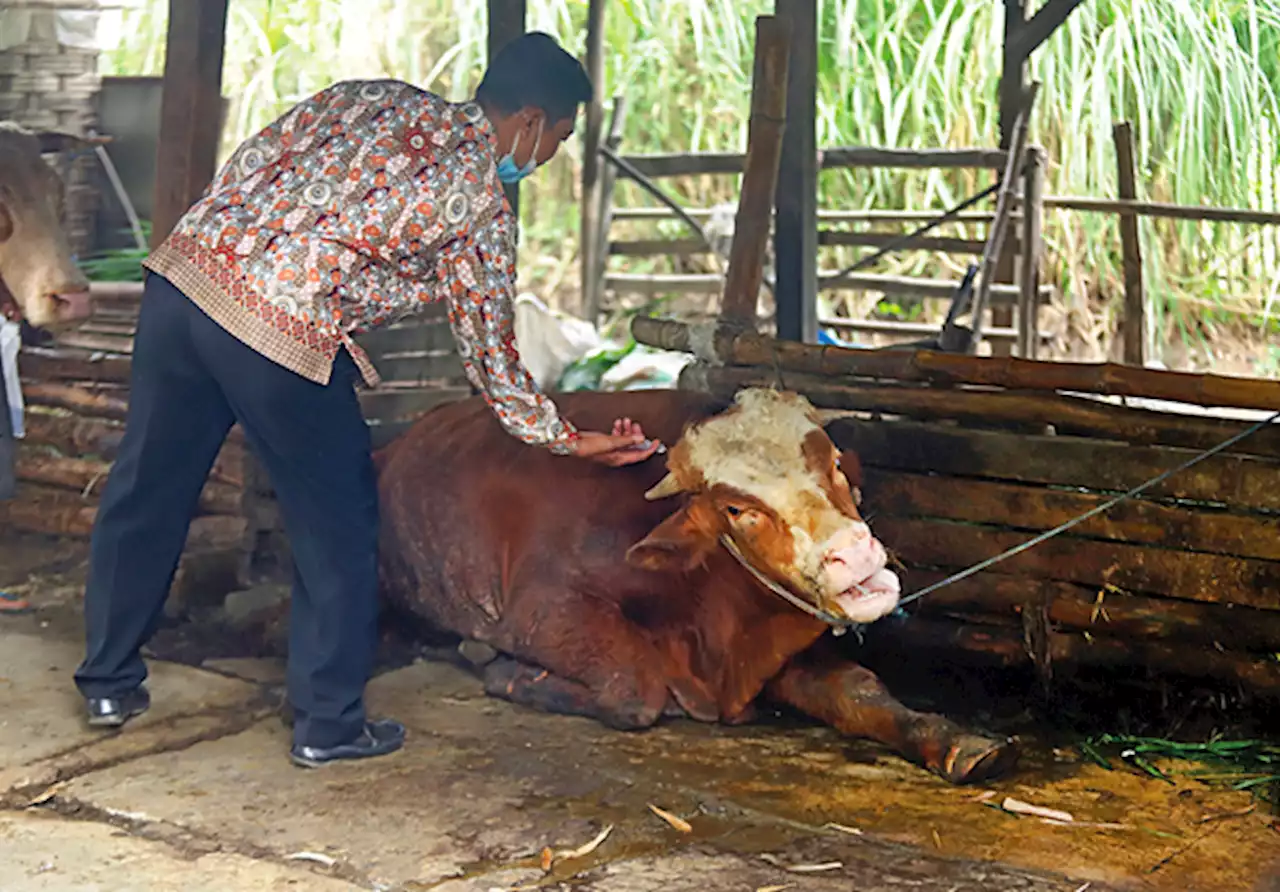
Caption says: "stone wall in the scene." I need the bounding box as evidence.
[0,0,102,256]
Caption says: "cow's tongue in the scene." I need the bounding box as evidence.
[831,568,901,624]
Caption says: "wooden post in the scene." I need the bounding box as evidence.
[578,0,607,322]
[773,0,818,344]
[720,15,793,326]
[992,0,1027,356]
[971,81,1038,354]
[998,0,1027,151]
[1114,121,1146,367]
[150,0,230,249]
[1017,144,1045,358]
[588,96,627,323]
[487,0,527,216]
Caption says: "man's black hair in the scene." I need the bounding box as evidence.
[475,31,593,124]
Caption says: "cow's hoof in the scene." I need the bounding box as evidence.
[936,734,1019,785]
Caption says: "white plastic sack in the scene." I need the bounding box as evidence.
[1,321,25,439]
[599,346,694,391]
[512,293,602,389]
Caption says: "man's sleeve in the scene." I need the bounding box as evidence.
[434,171,580,454]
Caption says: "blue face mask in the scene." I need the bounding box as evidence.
[496,119,543,184]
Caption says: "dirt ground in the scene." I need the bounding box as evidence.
[2,532,1278,892]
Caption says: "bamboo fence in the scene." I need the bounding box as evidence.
[633,314,1280,698]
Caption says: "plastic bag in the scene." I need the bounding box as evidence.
[1,320,25,439]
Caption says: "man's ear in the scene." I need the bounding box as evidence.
[625,503,717,573]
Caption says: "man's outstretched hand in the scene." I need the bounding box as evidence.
[571,417,664,467]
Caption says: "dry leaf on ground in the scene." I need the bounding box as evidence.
[647,803,692,833]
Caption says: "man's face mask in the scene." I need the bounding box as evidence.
[497,117,544,184]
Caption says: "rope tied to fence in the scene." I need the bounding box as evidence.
[806,407,1280,641]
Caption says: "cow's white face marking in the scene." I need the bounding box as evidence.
[641,389,901,625]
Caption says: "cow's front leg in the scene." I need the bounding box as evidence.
[482,657,668,731]
[765,649,1018,785]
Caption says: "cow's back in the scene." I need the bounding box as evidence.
[374,388,728,639]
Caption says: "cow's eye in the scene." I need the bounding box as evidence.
[726,506,742,517]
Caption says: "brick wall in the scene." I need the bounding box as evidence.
[0,0,102,256]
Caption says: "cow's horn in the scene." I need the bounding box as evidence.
[644,473,684,501]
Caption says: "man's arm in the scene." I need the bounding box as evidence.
[435,194,580,454]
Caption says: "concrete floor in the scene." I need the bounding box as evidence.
[2,533,1278,892]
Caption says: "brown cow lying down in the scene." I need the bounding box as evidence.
[376,387,1018,784]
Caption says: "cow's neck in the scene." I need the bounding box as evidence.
[670,551,830,723]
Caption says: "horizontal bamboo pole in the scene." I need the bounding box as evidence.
[818,317,1022,342]
[631,317,1280,413]
[1036,195,1280,226]
[20,349,132,384]
[902,570,1280,653]
[88,281,144,303]
[0,482,250,547]
[818,230,1002,255]
[14,448,248,517]
[606,273,723,294]
[696,366,1280,459]
[606,273,1039,304]
[54,331,134,355]
[869,617,1280,698]
[609,232,1009,258]
[22,382,129,421]
[864,469,1280,562]
[22,410,253,489]
[608,195,1280,227]
[608,237,709,257]
[873,516,1280,611]
[610,207,1002,224]
[827,416,1280,512]
[23,411,125,460]
[618,147,1010,178]
[821,272,1047,304]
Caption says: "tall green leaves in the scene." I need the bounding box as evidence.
[100,0,1280,365]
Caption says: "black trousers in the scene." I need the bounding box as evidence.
[74,273,380,748]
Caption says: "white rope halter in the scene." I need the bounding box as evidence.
[718,534,861,636]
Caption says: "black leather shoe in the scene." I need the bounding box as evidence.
[289,719,406,768]
[85,685,151,728]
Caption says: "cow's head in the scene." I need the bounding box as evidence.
[626,388,901,625]
[0,123,93,330]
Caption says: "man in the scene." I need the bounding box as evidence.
[73,33,660,767]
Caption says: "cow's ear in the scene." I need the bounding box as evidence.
[837,449,864,505]
[626,504,717,573]
[837,450,864,487]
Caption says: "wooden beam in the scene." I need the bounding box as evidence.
[578,0,607,321]
[720,16,792,325]
[1017,145,1046,358]
[1114,121,1146,367]
[487,0,527,216]
[150,0,230,249]
[998,0,1027,150]
[630,317,1280,413]
[1009,0,1088,61]
[773,0,818,344]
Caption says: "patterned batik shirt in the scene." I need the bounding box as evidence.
[143,79,579,454]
